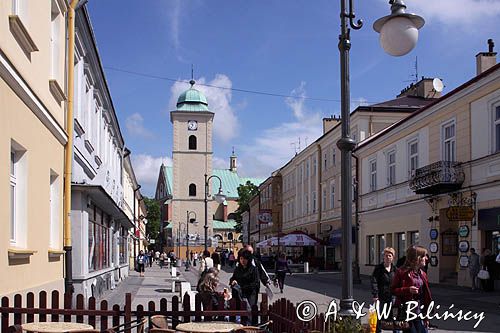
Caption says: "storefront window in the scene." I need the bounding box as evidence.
[88,204,110,272]
[397,232,406,259]
[377,234,386,263]
[410,231,419,246]
[368,235,375,265]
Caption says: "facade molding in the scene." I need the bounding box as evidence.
[0,50,67,144]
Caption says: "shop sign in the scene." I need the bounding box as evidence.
[429,229,438,240]
[459,225,469,237]
[458,240,469,253]
[258,209,272,224]
[459,255,469,268]
[430,242,439,254]
[446,206,475,221]
[430,256,438,267]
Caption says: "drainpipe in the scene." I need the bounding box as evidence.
[63,0,83,295]
[352,153,361,284]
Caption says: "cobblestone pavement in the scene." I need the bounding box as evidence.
[98,263,500,332]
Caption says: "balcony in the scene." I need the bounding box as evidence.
[409,161,465,195]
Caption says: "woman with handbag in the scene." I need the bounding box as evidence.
[371,247,397,333]
[391,246,432,333]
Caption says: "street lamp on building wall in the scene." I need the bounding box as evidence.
[336,0,424,316]
[185,211,198,271]
[204,174,226,251]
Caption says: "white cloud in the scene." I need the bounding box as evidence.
[125,113,154,139]
[394,0,500,28]
[169,74,239,142]
[238,83,324,178]
[213,156,229,170]
[131,154,172,196]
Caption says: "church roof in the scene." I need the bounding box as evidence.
[176,80,210,112]
[162,166,264,199]
[213,219,237,230]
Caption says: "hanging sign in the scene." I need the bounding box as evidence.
[258,209,272,224]
[459,240,470,253]
[446,206,475,221]
[430,229,438,240]
[430,242,439,254]
[459,225,469,237]
[459,255,469,268]
[430,256,438,267]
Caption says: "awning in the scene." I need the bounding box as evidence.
[72,184,134,229]
[329,227,357,246]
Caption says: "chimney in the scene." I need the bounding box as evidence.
[476,39,497,75]
[397,77,442,99]
[323,115,341,134]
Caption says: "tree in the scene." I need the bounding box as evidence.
[234,181,259,232]
[144,197,160,244]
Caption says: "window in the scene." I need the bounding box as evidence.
[330,182,335,209]
[10,142,26,246]
[312,191,317,213]
[368,236,375,265]
[189,183,196,196]
[332,148,336,166]
[408,139,419,177]
[189,135,197,150]
[377,235,386,263]
[369,159,377,191]
[410,231,419,246]
[119,228,127,264]
[13,0,28,21]
[324,153,327,168]
[396,232,406,259]
[442,120,456,162]
[50,0,62,80]
[306,161,310,178]
[322,186,327,210]
[10,152,16,242]
[299,166,303,183]
[88,205,110,272]
[387,150,396,185]
[313,158,317,176]
[49,171,60,248]
[305,194,309,214]
[495,106,500,152]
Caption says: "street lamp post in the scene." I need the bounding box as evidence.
[133,185,141,260]
[204,174,226,252]
[185,211,197,271]
[336,0,424,316]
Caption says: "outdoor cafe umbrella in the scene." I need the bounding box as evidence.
[279,233,318,247]
[256,237,283,248]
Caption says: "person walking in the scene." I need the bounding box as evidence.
[274,253,292,293]
[469,248,480,290]
[371,247,397,333]
[136,250,146,277]
[193,252,199,267]
[155,250,160,264]
[148,250,154,267]
[211,251,221,270]
[391,246,432,333]
[200,250,214,274]
[228,251,235,267]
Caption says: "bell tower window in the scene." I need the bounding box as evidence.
[189,183,196,197]
[189,135,197,150]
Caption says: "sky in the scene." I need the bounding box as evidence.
[86,0,500,197]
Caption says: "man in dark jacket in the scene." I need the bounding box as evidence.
[244,245,271,290]
[230,250,259,325]
[371,247,396,333]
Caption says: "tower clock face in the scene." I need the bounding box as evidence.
[188,120,198,131]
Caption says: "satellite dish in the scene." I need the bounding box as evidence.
[432,78,444,93]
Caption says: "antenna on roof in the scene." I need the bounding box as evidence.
[403,56,419,84]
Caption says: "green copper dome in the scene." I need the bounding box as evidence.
[176,80,209,112]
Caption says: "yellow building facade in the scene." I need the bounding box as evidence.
[1,0,68,297]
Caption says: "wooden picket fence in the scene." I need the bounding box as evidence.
[0,290,328,332]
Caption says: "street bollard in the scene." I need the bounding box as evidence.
[304,262,309,273]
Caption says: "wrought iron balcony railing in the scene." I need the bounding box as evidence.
[409,161,465,195]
